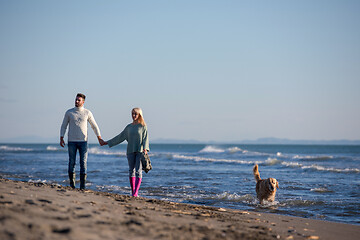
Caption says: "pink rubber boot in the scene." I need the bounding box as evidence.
[133,177,142,197]
[129,177,136,196]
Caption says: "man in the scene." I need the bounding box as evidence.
[60,93,105,190]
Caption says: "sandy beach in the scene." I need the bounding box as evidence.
[0,178,359,240]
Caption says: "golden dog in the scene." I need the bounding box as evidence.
[253,164,279,204]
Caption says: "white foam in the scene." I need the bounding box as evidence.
[281,161,303,168]
[173,154,255,165]
[28,179,47,183]
[0,145,33,152]
[293,155,333,160]
[264,158,282,166]
[256,199,280,207]
[310,188,333,193]
[199,146,271,157]
[88,147,126,156]
[96,184,129,193]
[302,164,360,173]
[226,147,244,153]
[282,161,360,173]
[280,199,323,207]
[216,192,255,202]
[46,146,59,151]
[199,146,225,153]
[242,150,269,156]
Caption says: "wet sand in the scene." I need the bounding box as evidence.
[0,178,359,240]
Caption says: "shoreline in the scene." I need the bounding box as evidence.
[1,178,359,240]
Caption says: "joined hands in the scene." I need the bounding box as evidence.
[97,137,108,146]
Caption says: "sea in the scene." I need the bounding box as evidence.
[0,143,359,225]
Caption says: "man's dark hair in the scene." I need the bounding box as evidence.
[76,93,86,100]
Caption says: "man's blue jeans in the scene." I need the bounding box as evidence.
[68,141,88,175]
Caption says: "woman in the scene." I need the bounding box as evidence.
[103,108,149,197]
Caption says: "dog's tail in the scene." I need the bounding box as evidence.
[253,164,261,182]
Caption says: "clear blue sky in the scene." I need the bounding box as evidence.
[0,0,359,143]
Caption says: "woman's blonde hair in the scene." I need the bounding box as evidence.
[132,108,146,126]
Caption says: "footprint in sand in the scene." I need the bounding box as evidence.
[96,220,112,225]
[25,199,37,205]
[74,213,92,218]
[52,226,71,234]
[38,199,52,204]
[124,219,143,226]
[53,216,70,221]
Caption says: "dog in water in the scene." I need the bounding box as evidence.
[253,164,279,204]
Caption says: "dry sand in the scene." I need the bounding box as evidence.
[0,178,359,240]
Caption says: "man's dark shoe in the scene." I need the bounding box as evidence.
[69,172,76,189]
[80,174,87,190]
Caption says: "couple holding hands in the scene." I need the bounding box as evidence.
[60,93,149,197]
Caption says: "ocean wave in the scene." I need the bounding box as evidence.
[46,146,63,151]
[199,145,257,155]
[243,150,270,157]
[28,179,48,183]
[173,154,255,165]
[174,155,360,173]
[227,147,244,153]
[281,161,360,173]
[264,158,282,166]
[0,145,33,152]
[96,184,130,194]
[255,200,280,208]
[171,154,283,166]
[293,155,333,161]
[301,165,360,173]
[199,146,225,153]
[280,199,325,207]
[215,192,255,203]
[27,179,61,186]
[281,161,302,168]
[310,188,334,193]
[88,147,126,156]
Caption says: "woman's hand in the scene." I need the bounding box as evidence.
[143,149,148,155]
[99,138,108,146]
[98,136,107,146]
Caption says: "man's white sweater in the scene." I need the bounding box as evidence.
[60,106,101,142]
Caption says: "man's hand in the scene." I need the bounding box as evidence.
[60,137,65,148]
[98,136,107,146]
